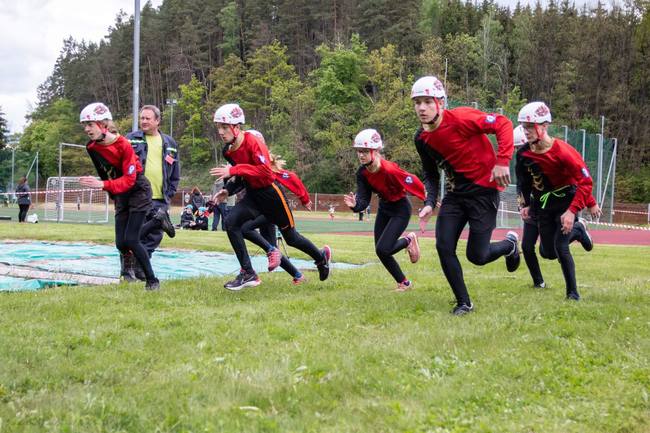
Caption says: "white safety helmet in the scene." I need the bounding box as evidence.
[353,129,383,150]
[518,102,552,124]
[513,125,528,146]
[247,129,266,145]
[411,76,446,99]
[213,103,245,124]
[79,102,112,122]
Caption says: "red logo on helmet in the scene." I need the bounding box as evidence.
[94,105,107,115]
[371,132,381,143]
[535,105,549,116]
[230,107,243,118]
[424,88,430,95]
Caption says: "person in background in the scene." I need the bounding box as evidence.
[211,178,229,231]
[123,105,179,281]
[190,186,205,214]
[179,204,195,229]
[15,177,31,223]
[190,206,209,230]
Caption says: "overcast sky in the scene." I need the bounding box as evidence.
[0,0,604,135]
[0,0,162,134]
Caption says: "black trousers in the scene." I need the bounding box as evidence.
[225,184,324,273]
[114,176,156,282]
[242,215,301,278]
[537,207,582,295]
[18,204,30,222]
[522,219,544,286]
[374,198,411,283]
[435,192,513,305]
[140,199,167,256]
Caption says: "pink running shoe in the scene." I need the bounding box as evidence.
[292,274,306,285]
[267,248,281,271]
[394,280,413,292]
[405,232,420,263]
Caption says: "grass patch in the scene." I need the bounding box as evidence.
[0,221,648,432]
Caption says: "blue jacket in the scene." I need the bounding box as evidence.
[126,130,180,204]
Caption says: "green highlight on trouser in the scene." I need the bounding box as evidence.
[539,185,571,209]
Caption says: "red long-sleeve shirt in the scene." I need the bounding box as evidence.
[275,170,310,206]
[225,131,275,189]
[86,135,143,195]
[352,159,426,212]
[515,139,595,214]
[415,107,514,205]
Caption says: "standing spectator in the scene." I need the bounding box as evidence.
[16,176,31,223]
[211,178,229,231]
[123,105,179,281]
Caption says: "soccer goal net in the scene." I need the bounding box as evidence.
[44,177,109,223]
[497,184,522,229]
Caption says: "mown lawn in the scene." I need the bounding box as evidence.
[0,222,648,433]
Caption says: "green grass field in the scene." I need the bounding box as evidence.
[0,222,648,433]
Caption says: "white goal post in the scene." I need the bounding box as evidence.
[44,177,109,223]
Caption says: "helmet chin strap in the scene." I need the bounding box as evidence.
[363,149,376,167]
[531,124,544,145]
[95,121,108,142]
[426,98,442,125]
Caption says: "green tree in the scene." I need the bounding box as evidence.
[178,76,211,165]
[19,99,89,180]
[0,106,9,149]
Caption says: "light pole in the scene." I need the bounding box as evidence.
[166,99,177,137]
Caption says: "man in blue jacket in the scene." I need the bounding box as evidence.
[122,104,180,280]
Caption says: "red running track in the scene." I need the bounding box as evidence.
[336,228,650,246]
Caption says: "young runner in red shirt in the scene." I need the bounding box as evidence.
[412,76,519,315]
[514,125,546,289]
[344,129,425,291]
[210,104,331,291]
[78,103,159,291]
[237,130,312,285]
[516,102,601,300]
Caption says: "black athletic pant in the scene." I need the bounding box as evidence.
[115,210,156,282]
[522,220,544,286]
[225,184,324,273]
[241,215,301,278]
[113,175,156,282]
[537,208,582,295]
[374,198,411,283]
[18,204,29,222]
[435,192,513,305]
[140,199,167,257]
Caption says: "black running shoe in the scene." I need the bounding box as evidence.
[224,270,261,291]
[566,291,581,301]
[533,281,546,289]
[505,231,521,272]
[145,278,160,291]
[316,246,332,281]
[576,218,593,251]
[452,302,474,316]
[155,208,176,238]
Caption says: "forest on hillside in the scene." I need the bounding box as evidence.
[11,0,650,199]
